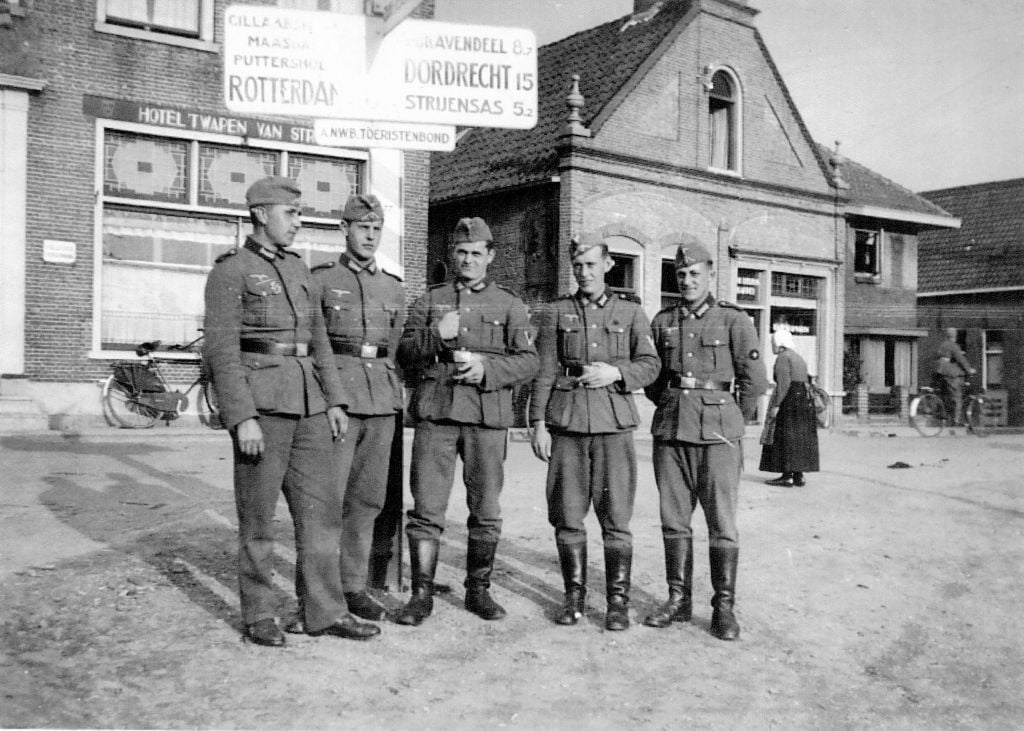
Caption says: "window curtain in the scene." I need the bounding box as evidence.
[709,104,731,169]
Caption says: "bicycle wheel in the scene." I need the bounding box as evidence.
[102,374,160,428]
[965,397,989,437]
[201,380,223,429]
[812,384,832,429]
[909,392,945,437]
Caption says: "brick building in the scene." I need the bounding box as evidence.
[0,0,433,429]
[428,0,957,424]
[919,178,1024,427]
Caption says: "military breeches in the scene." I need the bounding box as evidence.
[546,431,636,549]
[336,412,397,591]
[233,412,346,632]
[406,420,507,543]
[652,439,741,548]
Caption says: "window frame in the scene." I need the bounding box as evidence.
[95,0,218,52]
[853,227,883,280]
[705,66,743,176]
[92,119,368,358]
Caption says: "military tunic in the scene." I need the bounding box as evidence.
[397,278,538,543]
[530,291,660,548]
[646,294,767,547]
[312,253,405,591]
[203,238,350,631]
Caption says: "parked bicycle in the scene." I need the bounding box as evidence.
[101,334,219,429]
[908,376,987,437]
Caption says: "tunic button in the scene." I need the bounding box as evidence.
[591,342,598,347]
[685,371,693,377]
[689,332,695,338]
[714,339,720,345]
[686,352,693,357]
[682,389,689,395]
[461,327,468,332]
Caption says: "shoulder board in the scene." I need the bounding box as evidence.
[283,249,301,258]
[717,300,744,311]
[383,270,403,283]
[617,292,642,304]
[311,261,336,272]
[214,248,238,263]
[496,284,520,297]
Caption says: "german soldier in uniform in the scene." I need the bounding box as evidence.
[933,327,976,425]
[310,193,405,622]
[203,176,379,646]
[643,237,767,641]
[529,233,660,630]
[395,217,538,626]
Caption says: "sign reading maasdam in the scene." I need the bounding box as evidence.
[224,6,537,130]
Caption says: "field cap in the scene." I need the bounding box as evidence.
[245,176,301,207]
[453,217,492,244]
[674,235,713,268]
[343,193,384,222]
[570,232,607,257]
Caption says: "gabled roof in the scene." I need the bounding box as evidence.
[429,1,697,203]
[815,143,956,226]
[918,178,1024,294]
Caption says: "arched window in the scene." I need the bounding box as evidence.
[708,69,740,172]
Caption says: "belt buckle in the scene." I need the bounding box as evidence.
[294,343,309,357]
[677,375,697,389]
[360,343,377,359]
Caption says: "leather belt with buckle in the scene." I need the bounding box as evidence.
[563,364,586,377]
[668,374,731,391]
[332,342,387,358]
[241,341,309,357]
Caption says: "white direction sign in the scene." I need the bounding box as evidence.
[314,119,456,151]
[224,5,537,130]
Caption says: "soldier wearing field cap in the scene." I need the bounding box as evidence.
[395,216,538,626]
[203,175,379,646]
[307,193,405,624]
[643,235,767,640]
[529,232,660,630]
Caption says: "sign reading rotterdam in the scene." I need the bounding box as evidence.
[223,5,538,130]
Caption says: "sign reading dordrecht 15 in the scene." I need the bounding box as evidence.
[223,5,538,130]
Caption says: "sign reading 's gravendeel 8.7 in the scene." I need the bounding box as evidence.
[223,5,538,130]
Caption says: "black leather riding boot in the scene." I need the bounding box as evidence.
[555,542,587,625]
[395,538,439,626]
[464,539,506,620]
[709,545,740,641]
[643,537,692,627]
[604,546,632,631]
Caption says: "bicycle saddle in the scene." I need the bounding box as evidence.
[135,340,162,356]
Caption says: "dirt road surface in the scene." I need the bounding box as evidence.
[1,427,1022,729]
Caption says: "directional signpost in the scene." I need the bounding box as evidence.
[223,4,538,134]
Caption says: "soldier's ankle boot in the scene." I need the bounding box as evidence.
[395,539,438,627]
[604,546,632,631]
[464,539,506,620]
[709,545,740,641]
[554,542,587,626]
[643,537,692,627]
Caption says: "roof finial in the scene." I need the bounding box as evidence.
[565,74,591,138]
[829,140,849,190]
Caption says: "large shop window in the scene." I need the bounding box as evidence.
[99,129,363,352]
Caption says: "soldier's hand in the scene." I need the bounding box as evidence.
[531,421,551,462]
[436,311,461,340]
[327,406,348,439]
[453,356,485,385]
[578,362,622,389]
[236,418,264,457]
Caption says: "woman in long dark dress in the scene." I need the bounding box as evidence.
[759,329,819,487]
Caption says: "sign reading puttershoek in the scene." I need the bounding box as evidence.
[224,5,538,130]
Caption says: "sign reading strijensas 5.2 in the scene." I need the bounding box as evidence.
[223,5,538,130]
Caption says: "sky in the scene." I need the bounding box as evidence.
[433,0,1024,193]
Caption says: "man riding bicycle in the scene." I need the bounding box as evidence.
[933,328,976,426]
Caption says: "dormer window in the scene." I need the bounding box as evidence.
[708,69,740,173]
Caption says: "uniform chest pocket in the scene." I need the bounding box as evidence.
[605,324,628,359]
[241,279,284,327]
[475,313,506,350]
[701,328,730,370]
[324,293,359,333]
[557,313,584,358]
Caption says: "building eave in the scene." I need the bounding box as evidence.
[845,325,929,338]
[918,285,1024,298]
[845,204,960,229]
